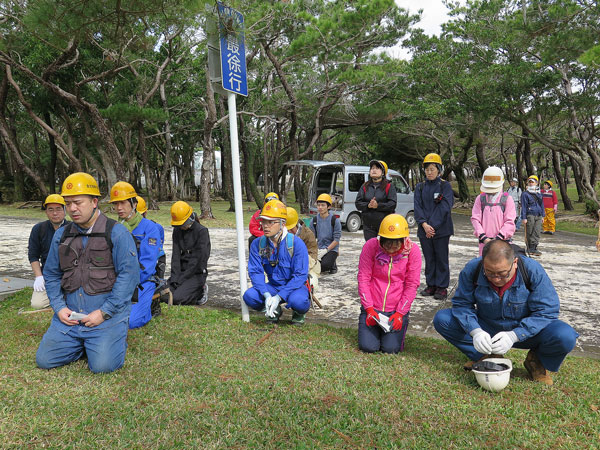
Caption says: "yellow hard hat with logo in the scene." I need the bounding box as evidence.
[43,194,66,207]
[171,201,193,225]
[316,193,333,205]
[423,153,442,166]
[264,192,279,202]
[286,207,299,229]
[378,214,409,239]
[260,200,287,220]
[109,181,137,203]
[61,172,100,197]
[369,160,388,177]
[136,196,148,214]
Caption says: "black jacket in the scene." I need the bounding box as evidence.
[170,221,211,286]
[355,180,397,228]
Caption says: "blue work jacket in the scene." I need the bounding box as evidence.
[451,256,560,342]
[521,190,545,220]
[414,177,454,239]
[248,231,309,301]
[44,218,139,332]
[132,218,161,284]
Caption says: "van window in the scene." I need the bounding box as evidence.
[391,175,409,194]
[316,171,334,196]
[348,173,365,192]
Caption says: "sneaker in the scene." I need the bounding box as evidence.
[197,285,208,306]
[464,354,503,371]
[433,288,448,300]
[524,350,553,386]
[291,311,305,326]
[532,248,542,256]
[420,286,436,296]
[266,305,282,324]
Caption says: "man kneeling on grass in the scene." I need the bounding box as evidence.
[433,239,578,386]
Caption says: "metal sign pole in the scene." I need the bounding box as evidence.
[227,91,250,322]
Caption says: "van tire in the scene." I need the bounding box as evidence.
[345,213,362,232]
[405,211,416,228]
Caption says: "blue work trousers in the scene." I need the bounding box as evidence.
[419,235,450,289]
[358,308,410,354]
[433,308,578,372]
[129,280,156,329]
[243,284,310,314]
[36,319,129,373]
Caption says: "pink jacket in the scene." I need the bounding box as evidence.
[471,192,516,255]
[358,237,422,315]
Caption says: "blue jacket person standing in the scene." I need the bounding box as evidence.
[414,153,454,300]
[243,199,310,325]
[36,173,139,374]
[110,182,161,328]
[433,240,578,386]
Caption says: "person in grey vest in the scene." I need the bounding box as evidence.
[36,172,139,374]
[507,178,522,231]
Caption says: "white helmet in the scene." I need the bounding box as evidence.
[472,358,513,392]
[480,166,505,194]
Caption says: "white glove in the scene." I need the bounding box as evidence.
[471,329,493,355]
[33,276,45,292]
[265,294,282,318]
[491,331,518,355]
[318,248,328,260]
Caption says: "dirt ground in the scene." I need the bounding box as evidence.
[2,213,599,358]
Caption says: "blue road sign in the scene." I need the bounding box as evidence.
[217,2,248,96]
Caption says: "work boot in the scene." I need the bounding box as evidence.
[524,350,553,386]
[291,311,306,326]
[433,288,448,300]
[329,265,338,275]
[197,284,208,306]
[266,305,282,324]
[463,354,503,371]
[420,286,436,296]
[532,248,542,256]
[150,297,162,317]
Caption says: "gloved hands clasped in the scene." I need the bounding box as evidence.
[264,293,282,318]
[33,276,45,292]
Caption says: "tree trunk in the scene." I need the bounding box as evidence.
[569,156,585,202]
[521,128,534,176]
[515,138,525,189]
[219,97,235,212]
[159,81,173,201]
[43,111,58,193]
[552,150,573,210]
[199,68,216,219]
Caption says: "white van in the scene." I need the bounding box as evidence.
[284,160,415,232]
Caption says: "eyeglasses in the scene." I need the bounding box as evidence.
[260,219,278,227]
[483,260,514,280]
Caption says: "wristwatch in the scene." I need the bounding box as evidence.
[100,310,111,320]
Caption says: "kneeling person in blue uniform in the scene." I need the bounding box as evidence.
[243,199,310,325]
[433,239,578,386]
[110,182,161,328]
[36,172,139,374]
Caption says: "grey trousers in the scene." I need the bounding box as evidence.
[526,214,542,249]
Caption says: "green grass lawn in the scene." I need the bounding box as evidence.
[2,291,599,449]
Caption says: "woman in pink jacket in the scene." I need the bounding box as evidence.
[358,214,422,354]
[471,167,516,256]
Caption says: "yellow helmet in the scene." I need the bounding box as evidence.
[61,172,100,197]
[544,180,553,188]
[286,207,299,229]
[171,201,193,225]
[264,192,279,202]
[369,160,388,177]
[260,200,287,220]
[136,196,147,214]
[109,181,137,203]
[43,194,65,207]
[378,214,409,239]
[527,175,539,183]
[316,193,333,205]
[423,153,442,166]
